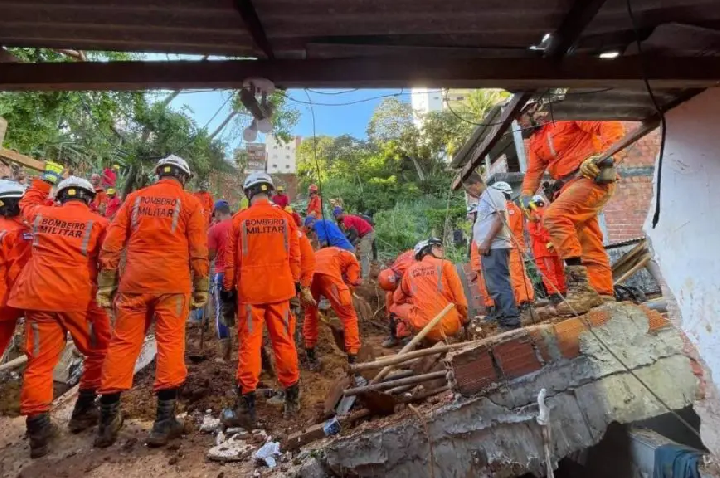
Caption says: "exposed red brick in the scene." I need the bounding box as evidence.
[492,337,543,379]
[638,305,672,333]
[448,346,499,397]
[584,309,611,328]
[553,318,587,359]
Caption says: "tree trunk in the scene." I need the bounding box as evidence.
[409,156,426,181]
[209,110,239,140]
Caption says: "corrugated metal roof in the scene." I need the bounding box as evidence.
[0,0,718,59]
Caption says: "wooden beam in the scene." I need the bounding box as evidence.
[233,0,274,59]
[0,148,46,171]
[1,57,720,92]
[451,92,533,189]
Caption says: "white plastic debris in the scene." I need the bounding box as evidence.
[207,434,255,463]
[215,430,226,446]
[200,414,221,433]
[226,427,248,436]
[254,441,281,468]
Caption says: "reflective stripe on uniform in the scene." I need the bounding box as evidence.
[241,220,249,256]
[246,304,253,334]
[31,322,39,356]
[171,198,181,233]
[436,265,443,292]
[282,218,289,252]
[80,220,93,256]
[283,308,290,336]
[131,196,141,228]
[32,215,42,246]
[175,295,183,317]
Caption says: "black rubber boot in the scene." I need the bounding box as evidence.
[68,389,99,434]
[94,393,123,448]
[305,347,321,372]
[146,390,184,448]
[283,382,300,419]
[347,354,357,365]
[548,293,562,306]
[26,413,57,458]
[382,315,399,348]
[222,388,257,429]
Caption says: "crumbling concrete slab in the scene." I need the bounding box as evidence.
[315,303,698,478]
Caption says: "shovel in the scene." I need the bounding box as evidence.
[189,301,211,363]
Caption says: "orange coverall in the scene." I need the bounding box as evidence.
[303,247,362,354]
[91,188,108,216]
[0,216,33,358]
[194,191,214,225]
[306,194,321,219]
[298,230,316,289]
[522,121,623,296]
[528,207,566,295]
[392,255,468,343]
[506,201,535,304]
[99,178,208,394]
[383,250,415,318]
[470,240,494,309]
[224,198,301,393]
[8,180,111,415]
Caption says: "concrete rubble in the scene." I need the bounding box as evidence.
[295,302,698,478]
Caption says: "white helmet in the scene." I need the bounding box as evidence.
[413,237,442,260]
[57,176,95,203]
[155,155,191,177]
[490,181,513,196]
[533,194,546,204]
[0,180,25,199]
[243,172,274,192]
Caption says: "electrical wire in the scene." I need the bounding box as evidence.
[305,88,360,95]
[165,92,235,158]
[625,0,666,228]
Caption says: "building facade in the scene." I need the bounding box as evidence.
[266,135,300,174]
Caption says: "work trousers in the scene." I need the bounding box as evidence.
[304,274,361,354]
[384,291,411,337]
[100,293,190,395]
[508,248,535,305]
[0,306,23,360]
[22,305,111,415]
[536,255,567,295]
[390,302,462,343]
[213,273,230,339]
[237,300,299,393]
[356,232,375,280]
[543,178,614,295]
[480,248,520,327]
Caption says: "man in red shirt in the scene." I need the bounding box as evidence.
[334,207,375,280]
[90,173,108,215]
[272,185,289,209]
[208,200,233,360]
[105,188,122,219]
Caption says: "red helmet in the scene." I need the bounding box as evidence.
[378,268,399,292]
[309,184,318,193]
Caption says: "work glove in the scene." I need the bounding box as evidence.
[300,286,316,307]
[42,161,64,185]
[289,295,301,310]
[191,276,210,309]
[96,269,118,309]
[579,155,601,180]
[546,242,555,250]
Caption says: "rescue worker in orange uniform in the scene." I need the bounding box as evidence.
[519,102,623,314]
[8,168,111,458]
[392,239,468,343]
[95,155,209,449]
[490,182,535,307]
[0,181,33,360]
[378,249,415,347]
[221,173,308,426]
[303,246,362,367]
[306,184,321,219]
[194,180,214,226]
[90,173,108,215]
[528,195,566,304]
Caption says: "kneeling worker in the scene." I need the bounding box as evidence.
[391,239,468,343]
[222,173,307,426]
[377,249,415,347]
[303,246,362,367]
[9,168,111,458]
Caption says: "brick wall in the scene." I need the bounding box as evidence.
[603,122,659,243]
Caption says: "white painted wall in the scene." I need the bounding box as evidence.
[644,87,720,454]
[266,135,297,174]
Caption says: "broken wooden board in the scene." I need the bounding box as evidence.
[611,239,648,280]
[0,148,45,171]
[323,376,352,417]
[356,344,378,381]
[282,409,370,452]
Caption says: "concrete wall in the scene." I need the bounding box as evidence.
[644,87,720,455]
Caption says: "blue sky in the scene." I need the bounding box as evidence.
[169,88,407,152]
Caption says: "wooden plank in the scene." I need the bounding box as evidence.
[0,118,7,145]
[0,57,719,92]
[0,148,46,171]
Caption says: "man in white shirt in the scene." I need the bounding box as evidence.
[463,174,521,330]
